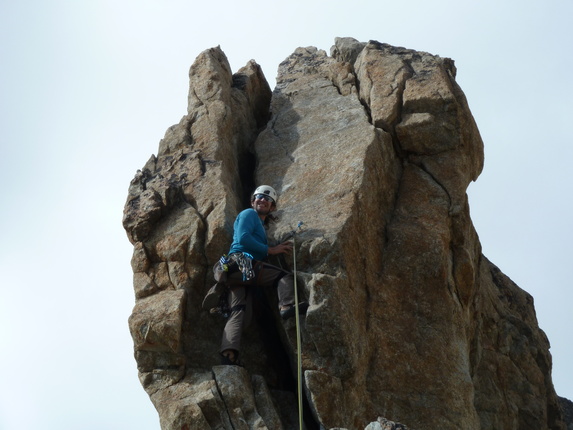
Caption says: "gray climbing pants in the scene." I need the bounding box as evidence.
[220,262,294,354]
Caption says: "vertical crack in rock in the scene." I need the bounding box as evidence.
[414,159,454,208]
[211,368,234,428]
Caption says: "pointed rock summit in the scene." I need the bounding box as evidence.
[123,38,568,429]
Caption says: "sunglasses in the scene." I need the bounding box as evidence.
[254,194,274,202]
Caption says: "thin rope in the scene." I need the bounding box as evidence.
[292,225,303,430]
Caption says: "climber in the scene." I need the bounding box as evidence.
[213,185,308,366]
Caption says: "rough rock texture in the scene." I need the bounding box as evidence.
[561,397,573,430]
[123,38,569,429]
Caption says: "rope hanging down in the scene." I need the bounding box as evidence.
[291,221,304,430]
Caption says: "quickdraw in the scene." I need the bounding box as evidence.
[220,252,255,281]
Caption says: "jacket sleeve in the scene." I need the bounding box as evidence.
[235,210,268,258]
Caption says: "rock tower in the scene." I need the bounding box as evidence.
[123,38,567,430]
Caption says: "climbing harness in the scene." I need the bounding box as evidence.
[291,221,304,430]
[205,252,255,318]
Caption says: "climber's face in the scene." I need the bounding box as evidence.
[252,194,275,216]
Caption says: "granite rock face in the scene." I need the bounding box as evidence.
[123,38,567,430]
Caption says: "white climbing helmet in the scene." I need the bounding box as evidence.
[253,185,278,203]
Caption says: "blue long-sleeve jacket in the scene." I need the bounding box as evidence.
[228,208,268,260]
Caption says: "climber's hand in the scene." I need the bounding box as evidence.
[268,241,293,256]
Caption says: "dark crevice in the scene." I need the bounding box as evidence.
[358,96,373,125]
[238,150,257,207]
[199,154,206,176]
[253,289,295,390]
[387,129,406,161]
[352,69,373,126]
[254,288,320,430]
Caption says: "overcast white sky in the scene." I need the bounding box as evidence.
[0,0,571,429]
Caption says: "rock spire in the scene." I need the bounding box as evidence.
[123,38,567,429]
